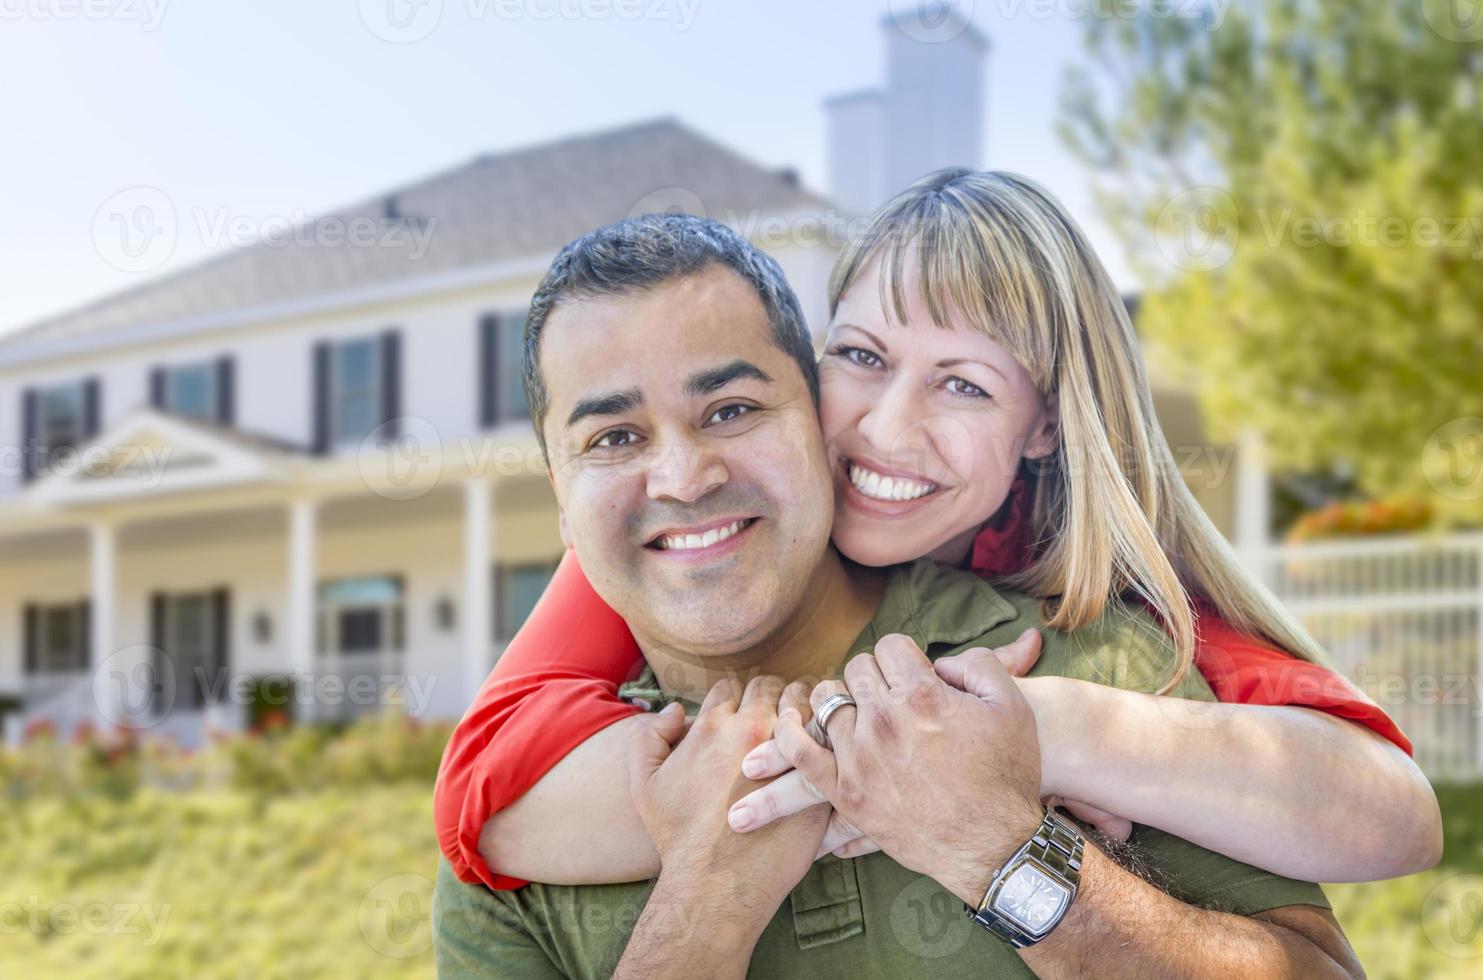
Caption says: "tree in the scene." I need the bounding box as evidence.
[1059,0,1483,521]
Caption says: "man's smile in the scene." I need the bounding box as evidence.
[644,516,761,560]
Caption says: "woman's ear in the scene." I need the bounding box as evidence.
[557,506,572,549]
[1023,391,1060,461]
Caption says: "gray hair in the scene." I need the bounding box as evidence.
[522,213,819,457]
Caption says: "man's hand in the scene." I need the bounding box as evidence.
[626,676,831,924]
[771,634,1046,905]
[727,629,1141,857]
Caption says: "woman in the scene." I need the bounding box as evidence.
[435,170,1440,893]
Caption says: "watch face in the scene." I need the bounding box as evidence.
[993,864,1070,935]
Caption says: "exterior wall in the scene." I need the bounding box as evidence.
[0,275,545,500]
[825,92,888,216]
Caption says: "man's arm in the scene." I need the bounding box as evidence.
[773,636,1366,979]
[934,845,1362,978]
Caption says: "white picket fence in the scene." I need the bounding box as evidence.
[1254,533,1483,781]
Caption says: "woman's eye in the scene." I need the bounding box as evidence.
[592,429,640,449]
[831,345,883,369]
[707,404,753,425]
[944,377,988,399]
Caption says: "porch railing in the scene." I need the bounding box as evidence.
[1254,532,1483,781]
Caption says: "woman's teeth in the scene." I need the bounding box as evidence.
[655,519,749,552]
[848,463,937,502]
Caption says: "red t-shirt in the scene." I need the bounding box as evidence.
[436,500,1412,891]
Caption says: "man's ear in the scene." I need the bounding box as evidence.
[1023,391,1060,461]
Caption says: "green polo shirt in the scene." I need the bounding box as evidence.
[433,558,1327,979]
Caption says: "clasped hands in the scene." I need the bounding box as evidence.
[626,630,1129,915]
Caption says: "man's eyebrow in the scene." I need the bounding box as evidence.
[683,359,774,398]
[565,389,642,428]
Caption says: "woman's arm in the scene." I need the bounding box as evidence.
[1027,675,1442,882]
[433,550,655,889]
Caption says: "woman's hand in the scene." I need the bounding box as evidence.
[726,627,1144,856]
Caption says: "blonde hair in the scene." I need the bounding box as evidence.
[828,169,1330,691]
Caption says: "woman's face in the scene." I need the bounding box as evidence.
[820,254,1059,567]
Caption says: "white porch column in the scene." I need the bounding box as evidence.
[287,498,318,720]
[463,477,494,706]
[1234,429,1271,580]
[89,520,118,729]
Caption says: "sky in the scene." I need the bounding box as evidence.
[0,0,1135,338]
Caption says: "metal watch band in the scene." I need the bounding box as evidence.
[964,808,1084,949]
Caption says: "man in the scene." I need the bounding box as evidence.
[431,214,1363,978]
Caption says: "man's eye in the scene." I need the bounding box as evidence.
[707,404,753,425]
[592,429,640,449]
[944,377,988,399]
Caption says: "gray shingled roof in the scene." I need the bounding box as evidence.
[5,118,831,353]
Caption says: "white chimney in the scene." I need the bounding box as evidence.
[824,90,888,216]
[824,4,988,214]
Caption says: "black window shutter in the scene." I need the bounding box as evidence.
[312,342,331,455]
[82,378,101,438]
[149,592,168,717]
[216,356,235,426]
[479,314,500,428]
[149,367,167,410]
[78,599,91,671]
[23,603,39,675]
[211,588,231,682]
[380,330,401,438]
[21,388,37,483]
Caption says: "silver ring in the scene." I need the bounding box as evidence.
[809,693,856,751]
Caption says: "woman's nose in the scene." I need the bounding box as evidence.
[855,379,925,461]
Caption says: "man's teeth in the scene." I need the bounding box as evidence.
[656,520,748,552]
[848,463,937,502]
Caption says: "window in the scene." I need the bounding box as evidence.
[165,363,216,422]
[22,378,98,481]
[480,312,530,427]
[38,382,86,457]
[495,562,558,641]
[318,575,405,655]
[24,602,88,675]
[333,338,381,447]
[499,312,529,420]
[166,593,216,710]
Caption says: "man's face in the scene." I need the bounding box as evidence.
[539,264,835,657]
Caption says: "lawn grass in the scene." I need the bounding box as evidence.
[3,765,1479,978]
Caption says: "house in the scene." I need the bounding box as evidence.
[0,118,841,744]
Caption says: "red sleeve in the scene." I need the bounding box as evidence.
[1191,608,1412,756]
[434,549,645,890]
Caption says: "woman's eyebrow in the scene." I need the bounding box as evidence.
[834,323,889,352]
[936,357,1008,383]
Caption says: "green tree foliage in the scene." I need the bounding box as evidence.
[1059,0,1483,518]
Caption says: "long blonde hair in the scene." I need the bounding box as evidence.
[828,169,1330,691]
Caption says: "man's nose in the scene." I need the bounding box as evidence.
[644,437,728,503]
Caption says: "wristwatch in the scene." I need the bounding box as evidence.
[964,807,1084,948]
